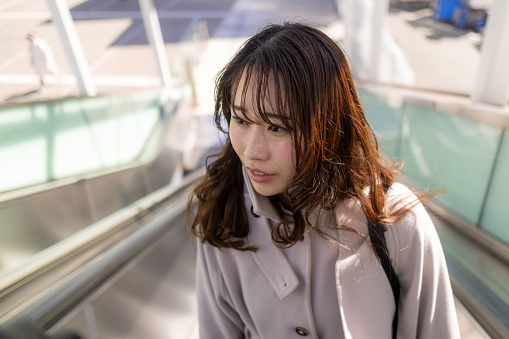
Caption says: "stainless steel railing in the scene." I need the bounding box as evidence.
[0,168,204,332]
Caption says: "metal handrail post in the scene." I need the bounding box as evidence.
[138,0,173,87]
[45,0,97,97]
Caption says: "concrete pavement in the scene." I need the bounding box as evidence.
[386,4,483,96]
[0,0,484,105]
[0,0,339,106]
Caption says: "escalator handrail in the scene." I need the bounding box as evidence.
[0,168,204,299]
[1,168,203,330]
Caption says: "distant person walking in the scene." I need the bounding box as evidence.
[26,32,61,88]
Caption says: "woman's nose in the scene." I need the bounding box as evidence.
[244,129,268,160]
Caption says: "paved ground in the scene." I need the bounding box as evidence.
[0,0,233,104]
[0,0,484,106]
[0,0,339,106]
[386,3,483,96]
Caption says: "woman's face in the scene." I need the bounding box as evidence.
[229,73,297,197]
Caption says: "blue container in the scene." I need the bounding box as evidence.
[433,0,463,21]
[473,15,486,32]
[453,6,470,29]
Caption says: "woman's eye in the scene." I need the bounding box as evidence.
[232,117,247,125]
[269,125,285,133]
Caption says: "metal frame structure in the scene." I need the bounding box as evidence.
[45,0,172,97]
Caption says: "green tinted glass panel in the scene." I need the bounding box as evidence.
[480,131,509,246]
[51,100,103,178]
[0,90,168,192]
[360,90,401,161]
[401,103,502,224]
[0,106,47,191]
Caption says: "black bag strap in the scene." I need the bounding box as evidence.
[368,222,400,339]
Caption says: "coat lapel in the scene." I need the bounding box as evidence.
[247,211,300,299]
[242,167,300,300]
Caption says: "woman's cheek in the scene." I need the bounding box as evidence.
[274,139,296,164]
[229,126,244,156]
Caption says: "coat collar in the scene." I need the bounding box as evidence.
[242,166,281,221]
[242,166,395,336]
[242,166,300,299]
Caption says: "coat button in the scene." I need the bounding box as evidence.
[295,327,308,336]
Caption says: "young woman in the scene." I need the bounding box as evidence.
[188,22,460,338]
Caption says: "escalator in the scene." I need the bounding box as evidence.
[361,83,509,338]
[0,171,202,338]
[1,84,508,338]
[0,90,206,338]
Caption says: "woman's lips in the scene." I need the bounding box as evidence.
[246,167,275,183]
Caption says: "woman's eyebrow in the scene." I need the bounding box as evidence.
[231,104,280,119]
[231,104,244,114]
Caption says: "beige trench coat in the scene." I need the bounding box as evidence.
[196,168,460,338]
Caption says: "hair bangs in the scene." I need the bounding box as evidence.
[190,22,430,253]
[229,57,295,134]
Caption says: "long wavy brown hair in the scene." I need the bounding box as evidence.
[188,22,421,251]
